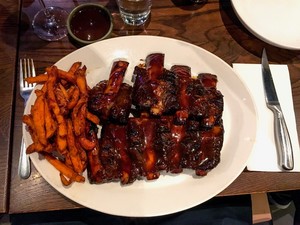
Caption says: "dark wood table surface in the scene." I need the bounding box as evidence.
[7,0,300,214]
[0,0,20,214]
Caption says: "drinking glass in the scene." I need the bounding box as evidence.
[116,0,152,26]
[32,0,68,41]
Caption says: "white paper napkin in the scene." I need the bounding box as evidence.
[232,63,300,172]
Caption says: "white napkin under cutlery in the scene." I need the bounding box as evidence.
[232,63,300,172]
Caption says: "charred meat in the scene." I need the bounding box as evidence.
[88,61,132,124]
[86,53,224,185]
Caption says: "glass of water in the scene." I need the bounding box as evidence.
[116,0,152,26]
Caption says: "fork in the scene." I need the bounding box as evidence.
[19,58,36,179]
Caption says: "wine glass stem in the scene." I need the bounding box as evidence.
[38,0,59,34]
[39,0,50,18]
[39,0,46,8]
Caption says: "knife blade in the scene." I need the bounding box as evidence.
[261,48,294,170]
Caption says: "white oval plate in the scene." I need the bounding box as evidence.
[23,36,257,217]
[231,0,300,50]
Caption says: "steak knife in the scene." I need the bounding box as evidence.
[261,48,294,170]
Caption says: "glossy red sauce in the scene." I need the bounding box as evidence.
[70,6,111,41]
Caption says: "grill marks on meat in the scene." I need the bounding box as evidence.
[86,53,224,185]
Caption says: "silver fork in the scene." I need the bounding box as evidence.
[19,58,36,179]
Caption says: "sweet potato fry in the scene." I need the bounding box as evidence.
[25,73,48,84]
[57,69,77,84]
[22,114,34,130]
[58,83,69,99]
[46,66,58,105]
[72,95,87,114]
[67,86,80,110]
[67,85,75,98]
[75,66,87,95]
[56,135,67,155]
[57,117,68,138]
[26,142,43,154]
[76,105,86,136]
[41,83,48,93]
[72,96,87,136]
[26,140,53,154]
[44,153,85,183]
[67,119,85,173]
[68,61,82,74]
[64,153,73,169]
[31,90,47,146]
[46,66,67,137]
[78,135,96,150]
[86,110,100,125]
[44,99,57,139]
[75,141,87,171]
[60,173,73,186]
[55,87,69,116]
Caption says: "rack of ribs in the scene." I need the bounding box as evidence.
[87,53,224,185]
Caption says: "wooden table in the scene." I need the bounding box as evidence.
[9,0,300,214]
[0,0,20,214]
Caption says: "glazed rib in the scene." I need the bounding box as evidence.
[109,83,133,124]
[86,122,105,184]
[128,114,160,180]
[88,61,129,122]
[132,53,179,115]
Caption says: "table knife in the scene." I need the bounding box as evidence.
[261,48,294,170]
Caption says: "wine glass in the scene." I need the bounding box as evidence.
[32,0,69,41]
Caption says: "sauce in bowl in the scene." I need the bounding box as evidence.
[67,3,113,46]
[70,6,111,41]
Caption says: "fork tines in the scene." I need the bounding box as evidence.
[20,58,36,89]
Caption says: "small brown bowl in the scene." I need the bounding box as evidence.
[67,3,113,46]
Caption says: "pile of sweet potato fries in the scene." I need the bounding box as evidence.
[23,62,100,186]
